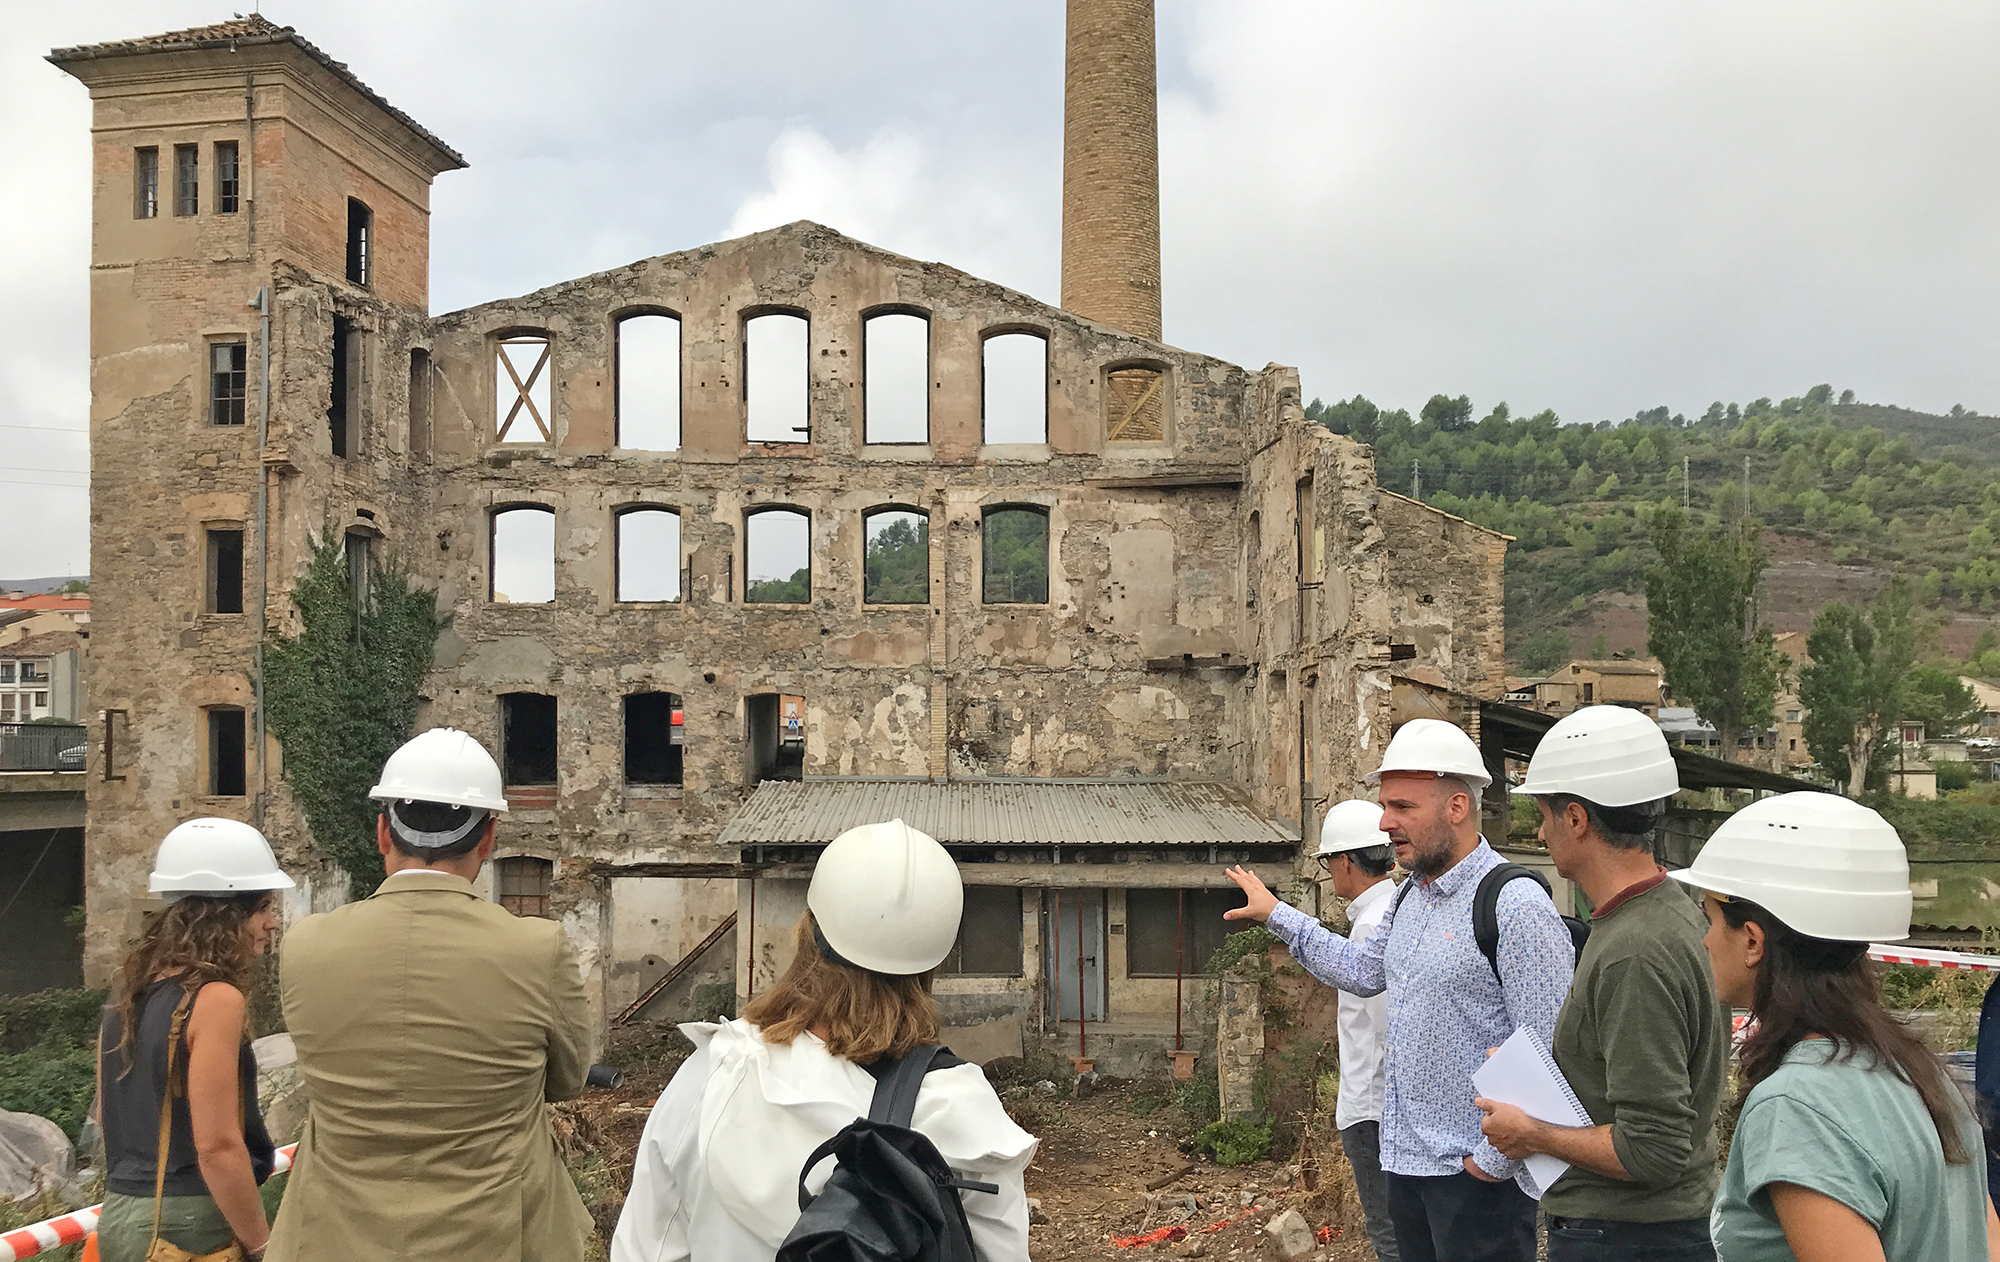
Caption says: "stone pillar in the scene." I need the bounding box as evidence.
[1216,963,1264,1121]
[1061,0,1162,340]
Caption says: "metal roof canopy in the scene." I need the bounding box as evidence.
[715,778,1301,849]
[1477,697,1810,794]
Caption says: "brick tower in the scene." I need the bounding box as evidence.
[50,19,464,981]
[1060,0,1162,341]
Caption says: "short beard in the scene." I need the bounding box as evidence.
[1399,818,1461,881]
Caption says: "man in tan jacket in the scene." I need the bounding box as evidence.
[267,729,593,1261]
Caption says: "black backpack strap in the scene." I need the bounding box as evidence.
[1473,863,1552,982]
[867,1043,950,1127]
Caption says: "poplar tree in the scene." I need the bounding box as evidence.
[1645,506,1784,756]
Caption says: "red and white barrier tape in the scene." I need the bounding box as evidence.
[0,1143,297,1262]
[1868,943,2000,973]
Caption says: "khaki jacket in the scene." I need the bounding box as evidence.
[266,870,593,1262]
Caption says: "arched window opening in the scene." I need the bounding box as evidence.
[745,692,805,783]
[616,312,681,450]
[616,508,681,602]
[744,508,810,603]
[625,691,684,786]
[491,506,555,604]
[863,508,929,604]
[983,332,1048,444]
[1105,364,1167,443]
[495,335,553,443]
[982,506,1050,604]
[744,312,809,443]
[863,312,928,444]
[497,856,552,918]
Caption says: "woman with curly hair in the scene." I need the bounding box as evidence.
[95,819,295,1262]
[1672,793,1999,1262]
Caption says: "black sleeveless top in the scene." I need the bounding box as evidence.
[98,978,275,1198]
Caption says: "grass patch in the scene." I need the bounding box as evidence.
[0,988,105,1138]
[1194,1117,1272,1166]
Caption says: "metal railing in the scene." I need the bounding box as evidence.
[0,723,87,772]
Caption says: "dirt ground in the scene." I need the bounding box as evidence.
[568,1026,1379,1260]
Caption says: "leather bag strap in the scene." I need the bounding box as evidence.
[150,987,197,1253]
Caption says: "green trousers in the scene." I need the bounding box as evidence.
[96,1191,235,1262]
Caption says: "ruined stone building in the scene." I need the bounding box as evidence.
[49,5,1506,1063]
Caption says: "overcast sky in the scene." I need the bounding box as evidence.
[5,0,1999,580]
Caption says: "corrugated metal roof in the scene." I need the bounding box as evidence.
[716,779,1301,848]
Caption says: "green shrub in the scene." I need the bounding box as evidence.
[689,980,736,1023]
[0,988,105,1138]
[1174,1059,1220,1131]
[1196,1117,1272,1166]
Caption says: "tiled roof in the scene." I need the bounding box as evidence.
[48,16,465,170]
[716,779,1301,848]
[1,629,80,659]
[0,594,89,611]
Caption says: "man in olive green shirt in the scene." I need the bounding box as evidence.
[1476,706,1727,1262]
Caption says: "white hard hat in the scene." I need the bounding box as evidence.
[1667,793,1911,942]
[807,819,963,975]
[368,728,509,812]
[1513,706,1679,807]
[1318,800,1388,856]
[1365,719,1492,789]
[149,818,296,901]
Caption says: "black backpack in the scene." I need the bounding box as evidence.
[1392,862,1589,981]
[777,1044,1000,1262]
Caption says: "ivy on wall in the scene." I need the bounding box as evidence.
[265,534,441,896]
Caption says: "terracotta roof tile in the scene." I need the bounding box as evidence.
[48,16,465,170]
[2,629,81,659]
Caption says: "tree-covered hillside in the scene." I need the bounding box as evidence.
[1305,387,2000,672]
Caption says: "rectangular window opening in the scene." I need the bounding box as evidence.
[173,144,198,216]
[863,312,928,444]
[345,533,373,626]
[982,333,1048,444]
[495,337,553,443]
[500,693,558,786]
[616,509,682,602]
[210,341,247,426]
[206,529,244,614]
[624,692,684,786]
[982,508,1050,604]
[745,693,805,783]
[134,147,159,219]
[1106,366,1167,442]
[864,510,929,604]
[207,708,246,797]
[744,313,809,443]
[744,509,811,603]
[616,314,682,451]
[1127,888,1239,977]
[491,507,556,603]
[939,887,1023,977]
[497,856,552,918]
[215,141,239,214]
[346,198,372,286]
[408,349,431,461]
[328,315,354,458]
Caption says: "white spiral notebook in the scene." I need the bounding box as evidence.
[1470,1026,1593,1199]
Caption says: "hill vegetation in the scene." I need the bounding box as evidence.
[1306,388,2000,674]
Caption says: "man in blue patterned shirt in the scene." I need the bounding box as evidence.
[1226,719,1574,1262]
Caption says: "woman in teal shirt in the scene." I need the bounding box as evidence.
[1671,792,1999,1262]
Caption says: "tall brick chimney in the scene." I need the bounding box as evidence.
[1061,0,1162,341]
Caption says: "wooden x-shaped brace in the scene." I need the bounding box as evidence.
[497,339,552,442]
[1107,371,1163,441]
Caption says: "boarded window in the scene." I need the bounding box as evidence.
[982,507,1049,604]
[345,533,373,624]
[207,708,246,797]
[617,313,681,450]
[863,312,928,443]
[617,508,682,602]
[491,506,555,604]
[205,529,243,614]
[495,336,553,443]
[134,147,159,219]
[1126,889,1239,977]
[745,508,810,603]
[982,333,1047,444]
[346,198,372,286]
[1106,366,1166,442]
[500,692,558,786]
[938,887,1023,977]
[173,144,198,216]
[210,342,247,426]
[863,509,928,604]
[497,856,552,918]
[215,141,239,214]
[625,691,684,785]
[744,313,809,443]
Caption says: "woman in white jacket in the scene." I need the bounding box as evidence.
[611,819,1038,1262]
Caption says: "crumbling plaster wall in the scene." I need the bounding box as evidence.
[1375,490,1510,700]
